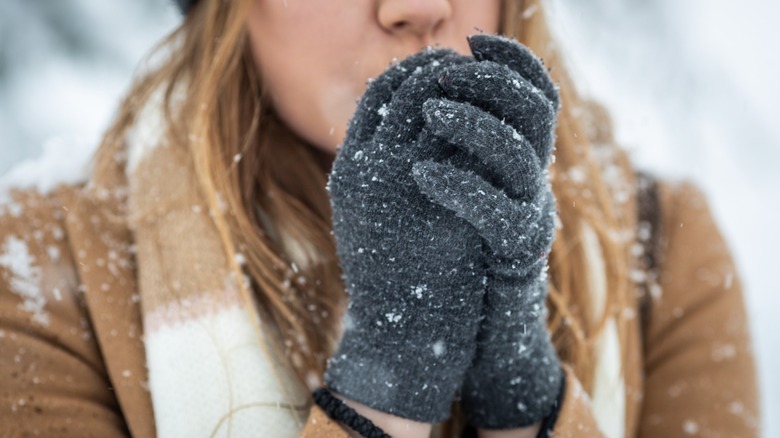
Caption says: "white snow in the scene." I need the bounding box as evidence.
[411,284,427,299]
[0,0,777,434]
[682,419,700,435]
[432,340,446,357]
[385,312,402,323]
[0,140,96,195]
[377,104,390,118]
[0,236,47,325]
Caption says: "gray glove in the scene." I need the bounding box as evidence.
[324,48,486,423]
[412,35,563,428]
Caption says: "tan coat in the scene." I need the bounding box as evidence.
[0,178,760,437]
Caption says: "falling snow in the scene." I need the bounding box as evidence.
[0,1,778,433]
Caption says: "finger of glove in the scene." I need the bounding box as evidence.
[372,54,471,160]
[438,61,556,167]
[411,159,551,262]
[423,98,542,202]
[467,34,560,111]
[485,191,556,279]
[346,48,459,145]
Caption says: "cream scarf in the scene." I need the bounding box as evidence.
[125,88,309,437]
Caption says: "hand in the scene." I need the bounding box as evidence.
[324,48,486,423]
[411,35,563,429]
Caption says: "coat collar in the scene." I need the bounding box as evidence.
[59,185,156,438]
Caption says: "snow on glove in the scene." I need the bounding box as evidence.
[324,48,487,423]
[411,35,563,429]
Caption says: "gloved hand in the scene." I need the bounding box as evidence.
[411,35,563,428]
[324,48,487,423]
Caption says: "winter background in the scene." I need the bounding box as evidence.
[1,0,777,433]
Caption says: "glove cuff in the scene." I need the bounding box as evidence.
[324,349,465,423]
[461,327,563,429]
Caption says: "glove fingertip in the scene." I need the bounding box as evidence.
[466,33,516,60]
[410,159,443,187]
[467,34,561,111]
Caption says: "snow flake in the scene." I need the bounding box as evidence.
[411,284,427,299]
[0,236,48,325]
[46,245,60,262]
[682,420,699,435]
[432,341,446,357]
[711,343,736,362]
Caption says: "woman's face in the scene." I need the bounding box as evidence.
[246,0,501,155]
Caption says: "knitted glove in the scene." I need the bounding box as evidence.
[324,48,486,423]
[411,35,563,429]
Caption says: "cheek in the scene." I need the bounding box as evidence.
[269,69,357,153]
[247,3,372,154]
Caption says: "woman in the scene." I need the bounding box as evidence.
[0,0,760,436]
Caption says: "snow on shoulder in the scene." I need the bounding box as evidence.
[0,139,96,199]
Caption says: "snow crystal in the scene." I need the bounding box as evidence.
[667,382,685,398]
[682,419,699,435]
[432,340,446,357]
[728,401,744,415]
[385,312,402,323]
[711,343,737,362]
[411,284,427,299]
[377,104,389,118]
[46,245,60,262]
[522,4,539,19]
[724,272,734,289]
[0,236,48,325]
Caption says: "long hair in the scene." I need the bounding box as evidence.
[91,0,639,409]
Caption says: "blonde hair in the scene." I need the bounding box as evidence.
[91,0,640,417]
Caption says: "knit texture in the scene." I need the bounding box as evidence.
[326,35,563,427]
[415,35,563,429]
[324,48,487,423]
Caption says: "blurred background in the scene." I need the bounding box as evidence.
[1,0,777,433]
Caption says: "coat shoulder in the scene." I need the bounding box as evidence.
[638,177,761,436]
[0,185,80,307]
[0,184,130,436]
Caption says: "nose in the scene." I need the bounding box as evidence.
[377,0,452,43]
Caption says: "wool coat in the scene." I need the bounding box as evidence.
[0,166,760,435]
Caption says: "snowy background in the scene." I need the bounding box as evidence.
[1,0,777,433]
